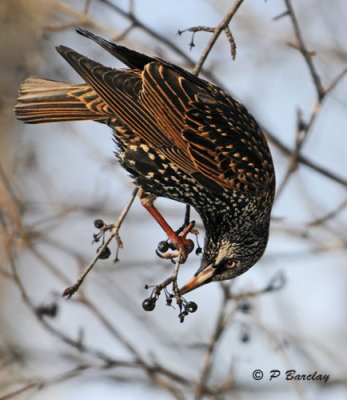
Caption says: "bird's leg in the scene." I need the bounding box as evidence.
[173,204,191,236]
[139,190,195,263]
[157,204,200,260]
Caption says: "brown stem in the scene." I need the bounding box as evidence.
[63,188,138,298]
[284,0,324,100]
[192,0,244,75]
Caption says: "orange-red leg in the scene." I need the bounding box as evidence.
[140,196,195,263]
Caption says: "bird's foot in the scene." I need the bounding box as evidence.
[139,195,198,263]
[156,221,197,263]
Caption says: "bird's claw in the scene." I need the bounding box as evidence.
[156,239,194,263]
[155,249,179,261]
[156,221,196,263]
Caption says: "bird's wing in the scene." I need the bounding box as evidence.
[56,46,168,146]
[76,28,157,70]
[56,46,274,194]
[56,46,196,176]
[183,97,275,193]
[141,62,275,194]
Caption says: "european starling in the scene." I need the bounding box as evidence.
[15,29,275,295]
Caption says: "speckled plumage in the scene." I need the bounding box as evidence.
[15,29,275,291]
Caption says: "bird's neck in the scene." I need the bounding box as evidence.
[197,194,272,243]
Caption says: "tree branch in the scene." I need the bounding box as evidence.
[284,0,324,100]
[192,0,244,75]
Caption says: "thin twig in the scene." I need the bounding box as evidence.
[49,0,117,37]
[178,26,215,50]
[96,0,223,87]
[62,188,138,298]
[193,0,244,75]
[273,10,290,21]
[193,287,231,400]
[324,66,347,94]
[192,272,286,398]
[0,382,39,400]
[275,108,307,198]
[274,1,347,197]
[266,129,347,188]
[307,197,347,226]
[178,26,215,35]
[0,364,94,400]
[275,64,347,197]
[284,0,324,100]
[224,26,237,60]
[0,162,22,208]
[4,240,191,388]
[171,250,183,297]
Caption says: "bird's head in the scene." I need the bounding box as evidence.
[179,229,269,295]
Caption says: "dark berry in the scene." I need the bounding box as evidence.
[94,219,104,229]
[157,240,169,252]
[98,246,111,259]
[241,332,250,343]
[195,247,202,255]
[36,303,58,318]
[168,242,176,250]
[185,301,198,313]
[237,300,251,313]
[142,298,156,311]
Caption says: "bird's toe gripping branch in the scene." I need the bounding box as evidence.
[139,193,197,263]
[139,191,201,321]
[155,221,196,263]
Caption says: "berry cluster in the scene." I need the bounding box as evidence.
[92,220,201,322]
[142,284,198,323]
[93,219,111,259]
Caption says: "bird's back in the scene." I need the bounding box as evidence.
[15,28,275,220]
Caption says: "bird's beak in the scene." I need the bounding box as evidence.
[179,264,216,295]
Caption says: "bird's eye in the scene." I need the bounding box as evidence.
[220,258,240,269]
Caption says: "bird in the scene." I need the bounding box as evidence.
[15,28,275,296]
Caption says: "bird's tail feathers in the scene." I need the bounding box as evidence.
[15,76,108,124]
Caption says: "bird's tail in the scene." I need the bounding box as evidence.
[15,76,109,124]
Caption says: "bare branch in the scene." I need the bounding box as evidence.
[62,188,138,298]
[193,0,244,75]
[307,197,347,227]
[324,66,347,95]
[224,26,237,60]
[193,288,232,399]
[273,9,290,21]
[0,382,39,400]
[266,129,347,188]
[284,0,324,100]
